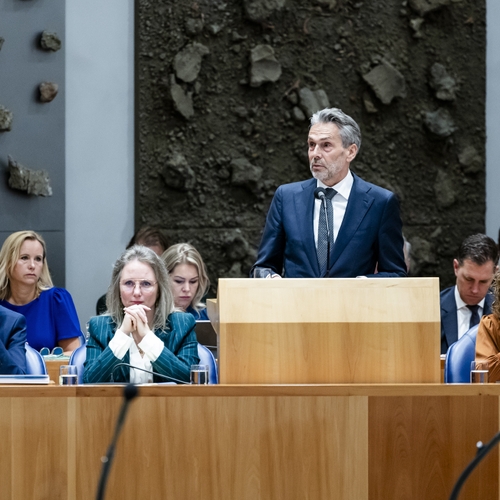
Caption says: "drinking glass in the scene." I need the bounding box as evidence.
[190,364,209,385]
[59,365,78,386]
[470,361,489,384]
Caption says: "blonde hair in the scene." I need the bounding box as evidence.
[161,243,210,313]
[0,230,53,301]
[105,245,175,331]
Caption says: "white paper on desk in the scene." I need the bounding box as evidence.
[0,374,50,384]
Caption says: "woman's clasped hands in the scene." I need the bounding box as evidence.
[120,304,152,343]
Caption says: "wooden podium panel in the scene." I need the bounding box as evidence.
[209,278,440,384]
[0,385,498,500]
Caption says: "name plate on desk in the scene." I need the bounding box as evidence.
[0,374,50,384]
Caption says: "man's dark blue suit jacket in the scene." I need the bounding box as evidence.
[252,173,407,278]
[440,285,494,354]
[0,305,27,374]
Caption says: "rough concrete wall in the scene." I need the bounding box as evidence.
[136,0,485,294]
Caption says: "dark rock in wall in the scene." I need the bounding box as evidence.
[244,0,286,22]
[429,63,457,101]
[434,168,456,208]
[0,105,13,131]
[8,155,53,197]
[39,31,61,51]
[161,152,196,191]
[299,88,330,117]
[458,145,483,174]
[230,158,263,192]
[362,60,407,105]
[409,0,451,16]
[249,45,282,87]
[173,43,209,83]
[424,108,457,137]
[39,82,59,103]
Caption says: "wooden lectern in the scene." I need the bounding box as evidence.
[207,278,440,384]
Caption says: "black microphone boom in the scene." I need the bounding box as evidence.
[96,383,138,500]
[110,363,190,385]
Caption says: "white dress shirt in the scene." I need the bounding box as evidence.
[454,286,485,339]
[108,329,165,383]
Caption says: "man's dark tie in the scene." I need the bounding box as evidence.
[467,304,480,329]
[317,188,336,276]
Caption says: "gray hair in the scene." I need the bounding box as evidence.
[105,245,175,331]
[161,243,210,313]
[310,108,362,151]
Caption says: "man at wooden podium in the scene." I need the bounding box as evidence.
[251,107,407,279]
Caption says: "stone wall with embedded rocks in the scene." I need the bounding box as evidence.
[0,1,66,286]
[136,0,486,295]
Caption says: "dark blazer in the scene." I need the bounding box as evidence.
[83,312,199,383]
[0,305,27,374]
[251,173,407,278]
[440,286,494,354]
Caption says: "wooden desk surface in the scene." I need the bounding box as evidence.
[0,384,497,500]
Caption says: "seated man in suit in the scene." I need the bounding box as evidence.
[0,305,27,374]
[251,107,407,279]
[441,234,499,354]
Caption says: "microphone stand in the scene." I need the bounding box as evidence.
[449,433,500,499]
[111,363,190,385]
[96,383,138,500]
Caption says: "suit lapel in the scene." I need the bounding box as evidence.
[331,174,373,266]
[294,179,320,275]
[441,289,458,348]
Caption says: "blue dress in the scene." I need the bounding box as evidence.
[186,305,209,320]
[0,287,83,351]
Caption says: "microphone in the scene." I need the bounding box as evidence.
[96,383,138,500]
[110,363,190,385]
[449,433,500,499]
[314,187,331,276]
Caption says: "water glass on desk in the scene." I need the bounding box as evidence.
[470,361,489,384]
[190,364,209,385]
[59,365,78,386]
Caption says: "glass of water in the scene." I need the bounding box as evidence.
[59,364,78,385]
[190,364,209,385]
[470,361,489,384]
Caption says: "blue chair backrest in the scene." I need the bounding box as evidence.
[444,324,479,383]
[25,343,48,375]
[69,344,87,384]
[198,343,218,384]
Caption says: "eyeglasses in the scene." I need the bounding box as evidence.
[40,346,64,356]
[120,279,157,291]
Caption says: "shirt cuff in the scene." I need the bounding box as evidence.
[109,329,134,360]
[138,330,164,362]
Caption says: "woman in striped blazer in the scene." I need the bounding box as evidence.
[83,245,199,384]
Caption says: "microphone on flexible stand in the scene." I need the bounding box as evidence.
[96,383,138,500]
[314,187,331,276]
[110,363,190,385]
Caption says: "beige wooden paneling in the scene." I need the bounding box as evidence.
[214,278,440,384]
[0,385,498,500]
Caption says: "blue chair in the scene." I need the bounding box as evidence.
[69,344,87,384]
[25,343,48,375]
[444,324,479,383]
[198,343,218,384]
